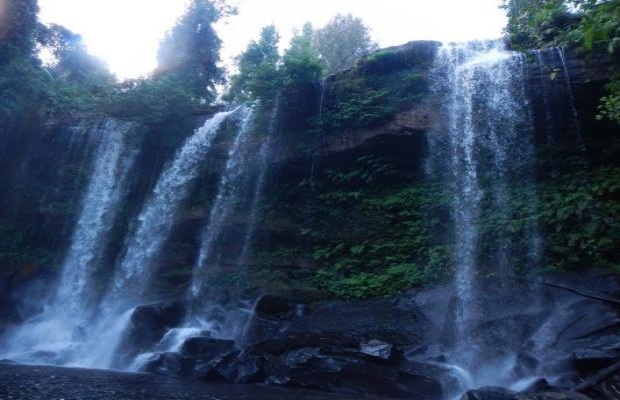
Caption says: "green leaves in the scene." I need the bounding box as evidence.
[504,0,619,55]
[597,77,620,124]
[226,25,282,102]
[156,0,229,101]
[313,14,378,75]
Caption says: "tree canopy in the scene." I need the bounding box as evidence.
[313,14,378,75]
[283,23,323,86]
[156,0,235,101]
[502,0,619,53]
[226,25,281,102]
[0,0,39,61]
[226,15,378,103]
[503,0,619,124]
[38,24,112,85]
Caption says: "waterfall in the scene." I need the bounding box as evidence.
[110,110,234,301]
[55,120,137,317]
[0,119,137,366]
[428,41,537,388]
[126,107,259,368]
[239,97,280,263]
[185,107,256,340]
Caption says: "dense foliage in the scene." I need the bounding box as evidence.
[156,0,233,102]
[313,14,378,75]
[1,0,617,302]
[226,25,281,102]
[503,0,619,123]
[226,15,377,104]
[0,0,39,60]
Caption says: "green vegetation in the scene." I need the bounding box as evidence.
[156,0,234,102]
[0,1,231,128]
[225,15,377,104]
[503,0,619,124]
[597,79,620,123]
[282,24,324,86]
[313,14,378,75]
[250,156,619,299]
[226,25,281,103]
[1,0,617,303]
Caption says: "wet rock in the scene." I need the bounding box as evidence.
[583,372,620,400]
[278,347,322,368]
[142,352,194,376]
[513,351,540,377]
[264,348,442,399]
[521,378,553,393]
[207,349,265,384]
[400,360,464,397]
[180,337,235,360]
[360,339,395,360]
[114,302,185,367]
[254,295,294,319]
[339,361,442,399]
[461,386,515,400]
[516,391,594,400]
[127,302,185,350]
[285,298,431,345]
[571,337,620,373]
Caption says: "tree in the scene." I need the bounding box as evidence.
[283,23,323,85]
[226,24,281,102]
[0,0,40,61]
[502,0,619,52]
[38,24,112,85]
[313,14,378,75]
[502,0,619,124]
[156,0,234,102]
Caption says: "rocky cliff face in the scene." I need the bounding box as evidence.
[0,39,618,400]
[0,40,617,317]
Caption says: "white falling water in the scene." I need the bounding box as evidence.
[239,97,280,263]
[128,108,256,370]
[190,106,254,301]
[111,110,234,300]
[79,110,237,369]
[429,41,536,389]
[0,119,137,366]
[56,120,137,317]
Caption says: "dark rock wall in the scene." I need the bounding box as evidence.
[0,41,617,318]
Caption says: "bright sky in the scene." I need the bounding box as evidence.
[38,0,507,80]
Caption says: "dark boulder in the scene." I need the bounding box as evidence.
[242,295,305,345]
[517,391,593,400]
[180,337,235,359]
[284,297,431,345]
[113,302,185,368]
[141,352,194,376]
[461,386,515,400]
[262,346,442,399]
[128,302,185,347]
[360,339,398,361]
[214,349,265,384]
[254,295,294,319]
[521,378,553,393]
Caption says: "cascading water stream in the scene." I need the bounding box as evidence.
[0,119,137,367]
[110,110,234,301]
[239,97,280,263]
[190,107,254,300]
[128,108,258,368]
[428,41,538,392]
[183,107,256,341]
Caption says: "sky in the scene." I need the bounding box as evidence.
[38,0,508,80]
